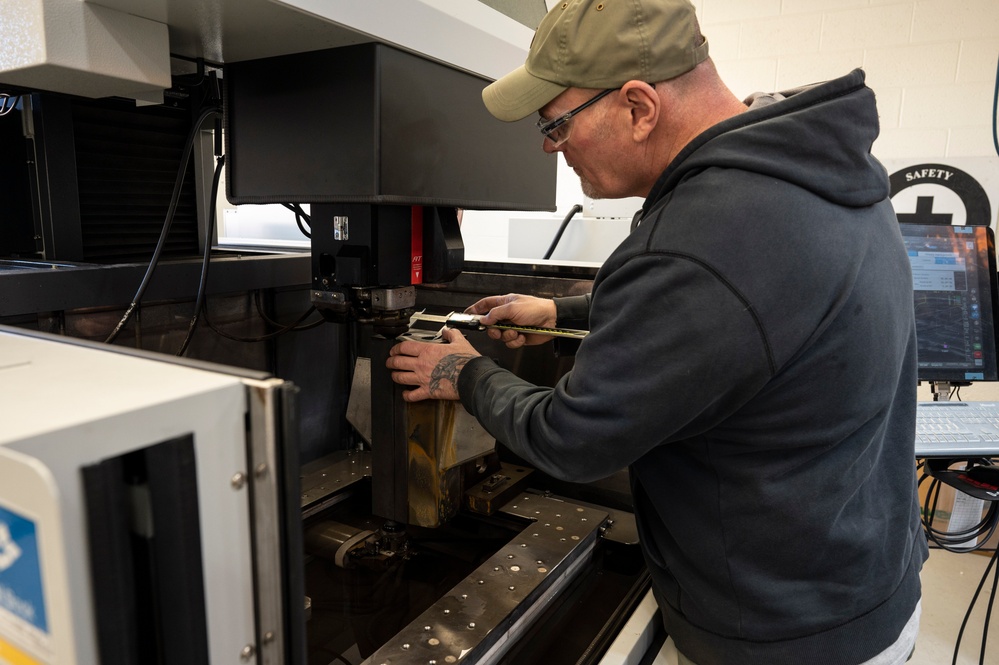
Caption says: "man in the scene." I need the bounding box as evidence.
[386,0,927,663]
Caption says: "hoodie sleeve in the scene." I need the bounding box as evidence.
[554,293,591,329]
[458,251,775,482]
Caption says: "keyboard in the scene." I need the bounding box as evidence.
[915,401,999,458]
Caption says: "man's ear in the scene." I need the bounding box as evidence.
[621,81,660,142]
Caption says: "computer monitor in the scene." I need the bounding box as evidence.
[900,223,999,382]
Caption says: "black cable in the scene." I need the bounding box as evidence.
[924,491,997,548]
[979,552,999,665]
[542,203,584,260]
[920,466,999,552]
[292,203,311,225]
[252,290,324,332]
[293,203,312,238]
[952,548,999,665]
[282,203,311,238]
[104,106,220,344]
[992,51,998,159]
[177,154,225,356]
[202,292,322,343]
[921,460,999,665]
[203,305,317,342]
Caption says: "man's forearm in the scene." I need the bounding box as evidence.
[428,353,478,399]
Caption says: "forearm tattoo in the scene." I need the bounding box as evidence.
[429,353,477,397]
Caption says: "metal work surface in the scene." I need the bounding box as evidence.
[362,492,609,665]
[300,450,372,519]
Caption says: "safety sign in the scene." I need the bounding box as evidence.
[0,504,49,665]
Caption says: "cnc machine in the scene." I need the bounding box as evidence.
[0,2,654,664]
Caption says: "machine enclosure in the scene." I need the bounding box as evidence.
[0,329,302,665]
[224,43,556,211]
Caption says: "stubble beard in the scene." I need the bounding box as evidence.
[578,174,601,199]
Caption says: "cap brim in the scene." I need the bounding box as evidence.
[482,65,568,122]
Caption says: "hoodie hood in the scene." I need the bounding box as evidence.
[645,69,888,213]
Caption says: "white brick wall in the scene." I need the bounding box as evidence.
[464,1,999,261]
[697,0,999,159]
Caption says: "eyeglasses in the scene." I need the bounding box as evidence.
[537,88,619,147]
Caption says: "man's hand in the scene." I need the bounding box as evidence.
[465,293,557,348]
[387,327,480,402]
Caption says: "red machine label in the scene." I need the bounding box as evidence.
[411,207,424,284]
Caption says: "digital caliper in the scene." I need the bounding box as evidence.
[410,311,588,340]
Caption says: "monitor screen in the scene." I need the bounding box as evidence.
[901,223,999,382]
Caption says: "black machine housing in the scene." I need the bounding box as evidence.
[224,43,556,332]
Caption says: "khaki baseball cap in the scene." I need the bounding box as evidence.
[483,0,709,122]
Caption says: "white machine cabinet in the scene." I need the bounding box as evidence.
[0,328,297,665]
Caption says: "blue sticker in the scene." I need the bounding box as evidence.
[0,505,48,634]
